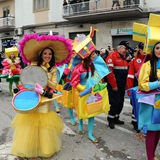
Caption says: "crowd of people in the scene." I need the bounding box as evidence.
[1,15,160,159]
[63,0,140,15]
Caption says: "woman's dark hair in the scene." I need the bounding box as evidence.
[137,42,144,55]
[94,50,100,55]
[149,42,160,82]
[83,53,95,78]
[37,47,55,71]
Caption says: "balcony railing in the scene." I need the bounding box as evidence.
[63,0,140,16]
[0,17,15,27]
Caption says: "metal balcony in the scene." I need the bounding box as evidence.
[62,0,145,23]
[0,17,15,32]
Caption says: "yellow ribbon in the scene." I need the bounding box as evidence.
[42,62,50,68]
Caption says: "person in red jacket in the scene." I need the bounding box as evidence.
[106,40,129,129]
[126,42,150,132]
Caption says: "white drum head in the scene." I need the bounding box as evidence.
[20,66,48,89]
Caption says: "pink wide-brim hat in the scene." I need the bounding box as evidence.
[19,33,73,66]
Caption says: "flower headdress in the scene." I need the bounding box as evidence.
[5,46,19,58]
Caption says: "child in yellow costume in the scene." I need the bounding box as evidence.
[1,46,22,95]
[11,34,72,158]
[70,27,110,143]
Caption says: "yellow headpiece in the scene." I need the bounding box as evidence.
[72,27,98,59]
[132,13,160,54]
[5,46,19,58]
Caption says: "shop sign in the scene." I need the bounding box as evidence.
[2,42,8,46]
[10,41,16,46]
[111,28,133,36]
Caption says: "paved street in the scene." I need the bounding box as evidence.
[0,79,160,160]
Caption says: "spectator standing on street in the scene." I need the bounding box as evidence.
[99,48,109,61]
[126,42,150,132]
[126,46,135,62]
[106,40,129,129]
[108,46,115,53]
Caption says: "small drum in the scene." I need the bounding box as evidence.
[12,65,63,113]
[12,90,41,114]
[20,66,48,89]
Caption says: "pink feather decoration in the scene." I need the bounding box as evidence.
[19,34,73,66]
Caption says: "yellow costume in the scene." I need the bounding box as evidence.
[11,34,73,158]
[138,61,160,91]
[11,65,64,158]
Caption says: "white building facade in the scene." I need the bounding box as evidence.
[0,0,160,51]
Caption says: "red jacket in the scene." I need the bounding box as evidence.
[105,50,128,88]
[126,54,146,90]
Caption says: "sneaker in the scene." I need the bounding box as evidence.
[108,121,115,129]
[114,119,124,125]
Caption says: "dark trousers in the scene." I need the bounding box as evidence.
[126,0,131,6]
[111,1,120,8]
[146,131,160,160]
[133,0,139,6]
[107,84,125,121]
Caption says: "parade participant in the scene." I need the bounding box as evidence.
[71,52,96,142]
[138,42,160,160]
[71,27,110,143]
[2,47,21,78]
[1,47,22,95]
[106,40,129,129]
[63,63,76,126]
[126,42,149,132]
[11,33,72,158]
[131,13,160,160]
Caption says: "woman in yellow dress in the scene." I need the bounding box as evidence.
[11,34,72,158]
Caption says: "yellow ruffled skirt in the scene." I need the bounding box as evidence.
[11,111,64,158]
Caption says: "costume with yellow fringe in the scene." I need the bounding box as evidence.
[11,34,72,158]
[70,27,110,142]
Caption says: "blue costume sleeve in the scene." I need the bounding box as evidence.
[148,81,160,90]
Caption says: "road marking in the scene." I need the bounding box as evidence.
[1,81,134,135]
[95,117,134,134]
[72,109,134,134]
[62,123,76,135]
